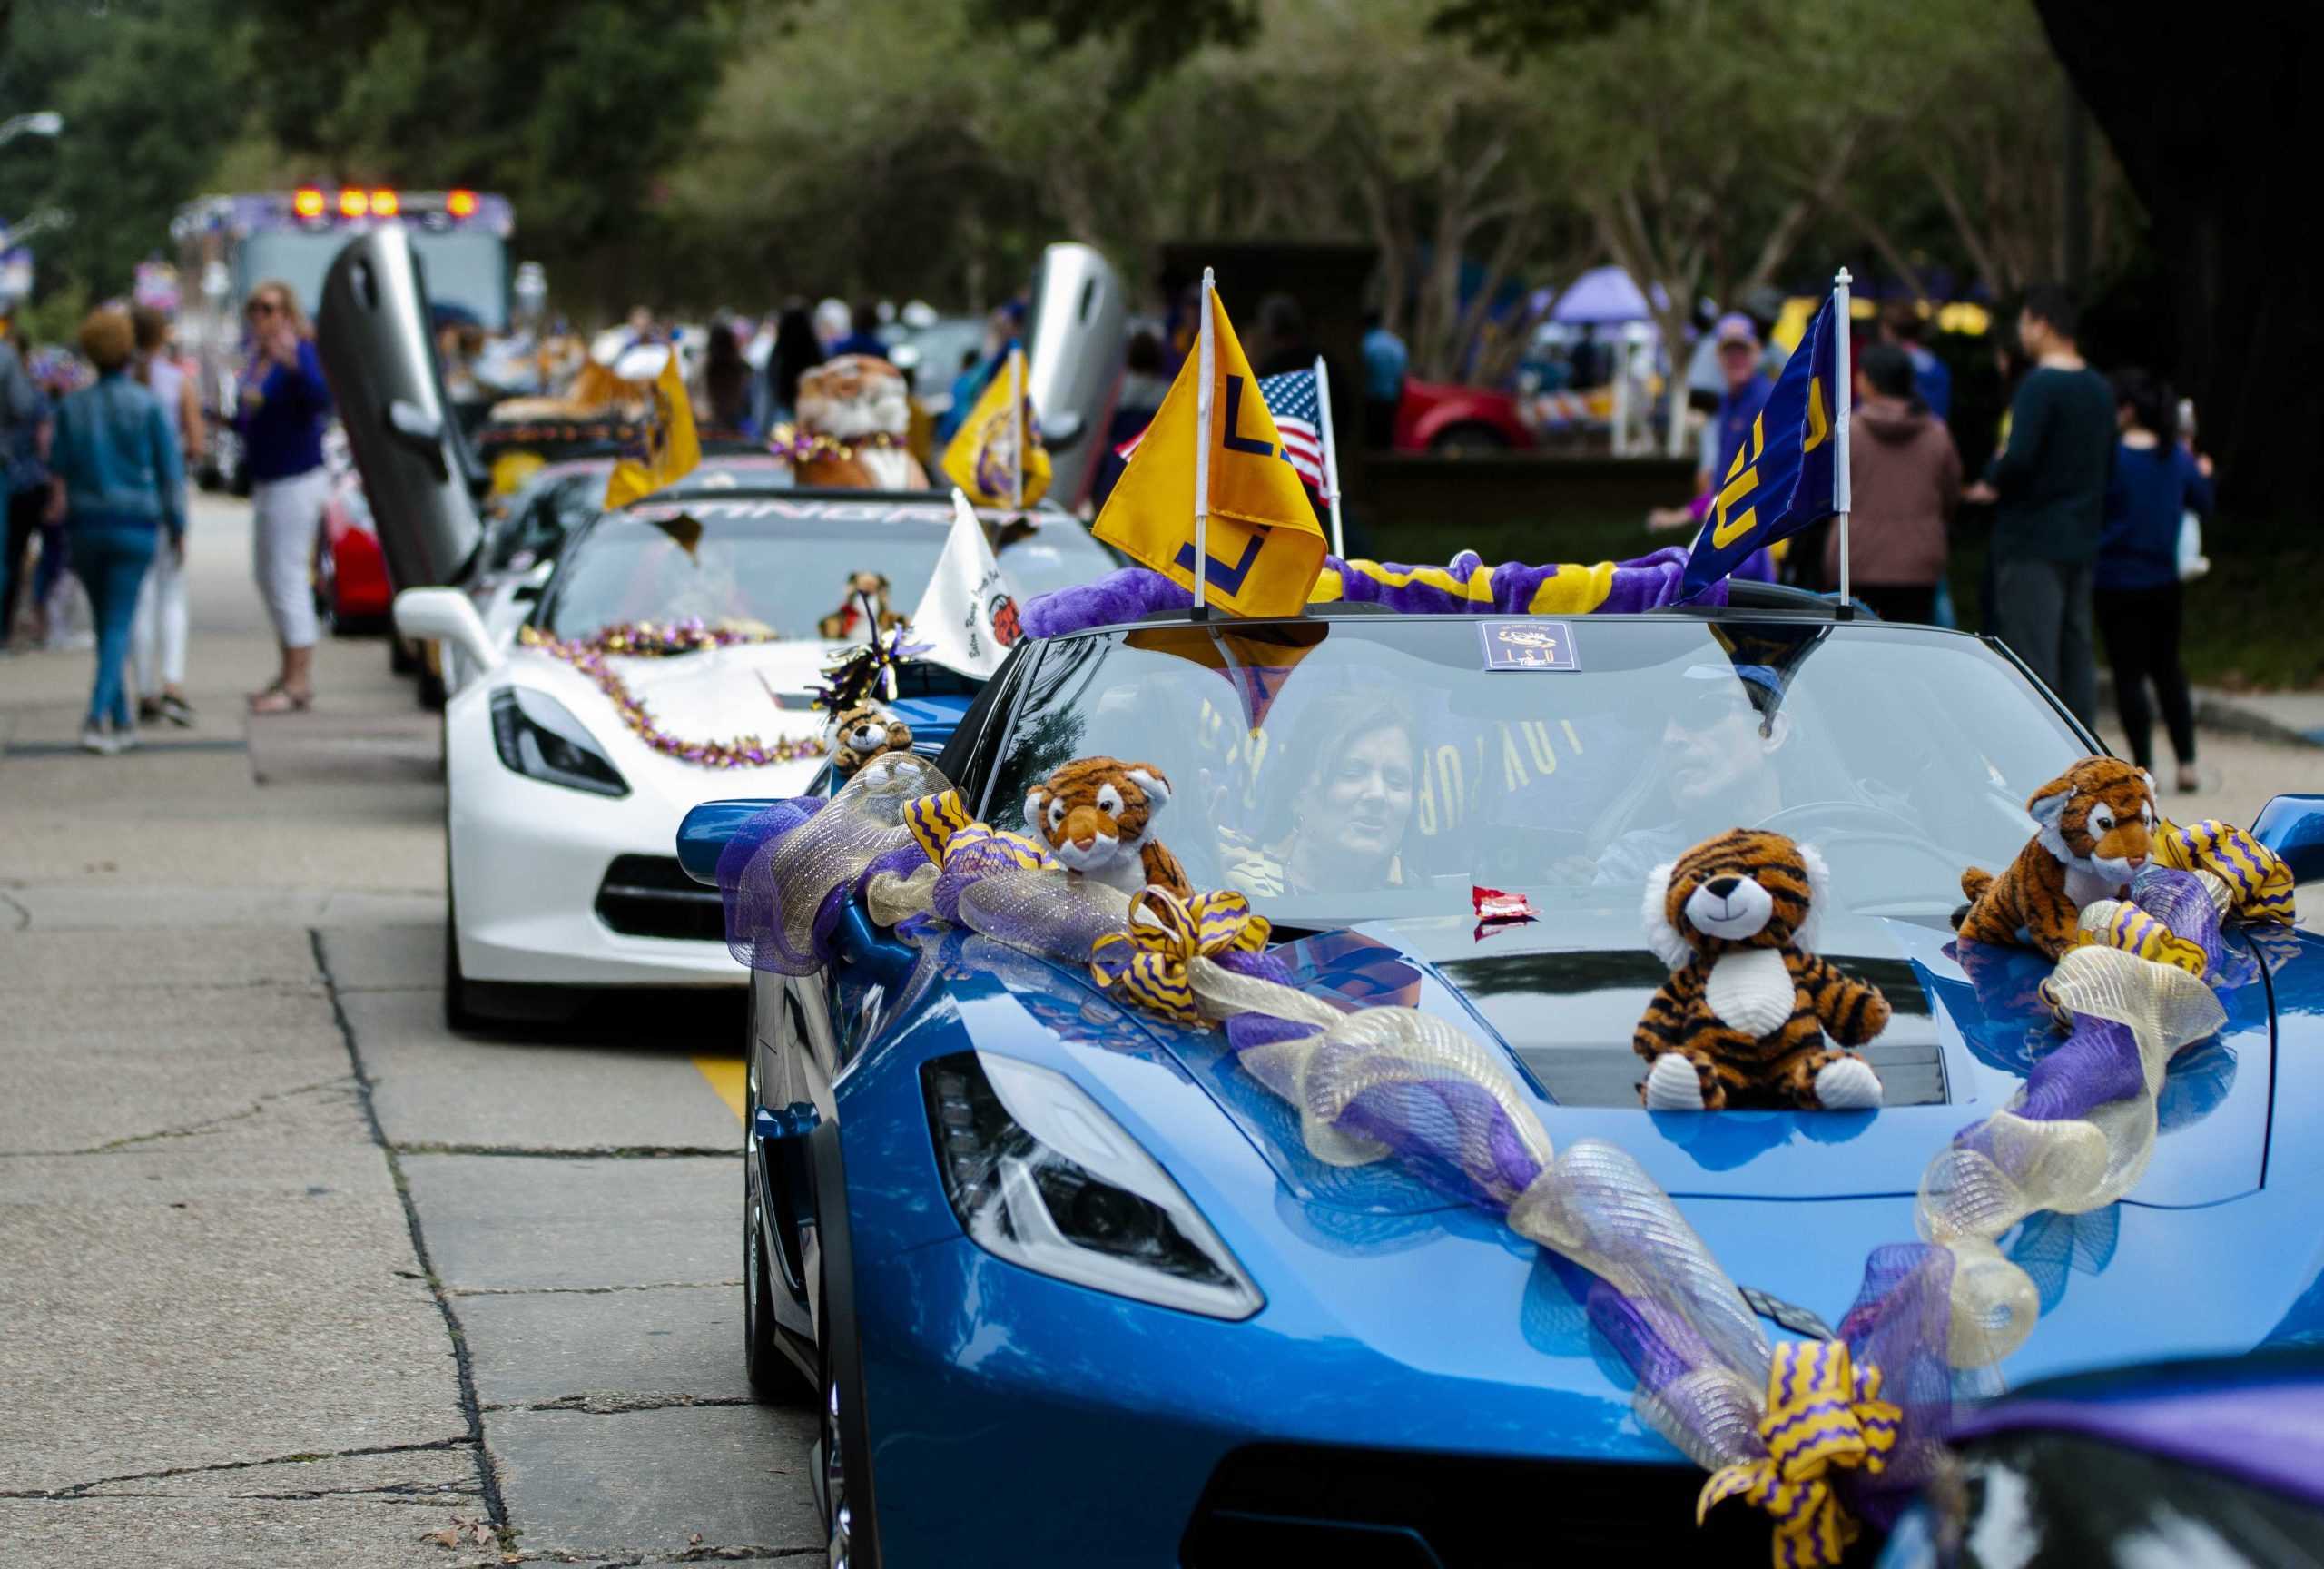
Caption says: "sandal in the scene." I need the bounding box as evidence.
[248,685,312,715]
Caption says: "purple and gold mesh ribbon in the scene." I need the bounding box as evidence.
[1088,888,1270,1025]
[1697,1341,1900,1569]
[2156,817,2297,924]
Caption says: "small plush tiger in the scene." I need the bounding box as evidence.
[794,356,930,491]
[824,701,913,776]
[1957,756,2158,959]
[1635,829,1890,1111]
[1024,757,1193,901]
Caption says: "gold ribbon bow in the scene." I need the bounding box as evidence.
[2156,817,2296,924]
[1088,886,1271,1025]
[1697,1342,1900,1569]
[904,789,1052,873]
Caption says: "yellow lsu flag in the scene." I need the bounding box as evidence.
[604,342,702,508]
[1092,291,1324,617]
[940,348,1051,507]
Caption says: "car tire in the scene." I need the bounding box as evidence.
[444,858,483,1033]
[744,990,813,1404]
[390,637,419,677]
[1430,422,1509,456]
[417,659,446,713]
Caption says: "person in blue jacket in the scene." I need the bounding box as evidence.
[2095,367,2212,793]
[234,281,332,712]
[46,307,183,753]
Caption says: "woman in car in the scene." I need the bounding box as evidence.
[1226,690,1419,899]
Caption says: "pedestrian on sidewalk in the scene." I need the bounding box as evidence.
[2096,367,2212,792]
[235,280,331,714]
[1823,342,1959,623]
[130,305,204,726]
[0,304,51,650]
[1965,285,2114,726]
[45,306,183,755]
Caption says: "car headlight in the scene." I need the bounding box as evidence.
[923,1051,1263,1321]
[489,686,629,797]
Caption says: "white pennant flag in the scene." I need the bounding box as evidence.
[911,489,1026,679]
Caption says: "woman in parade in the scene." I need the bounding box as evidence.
[235,280,332,713]
[130,304,204,726]
[45,306,183,754]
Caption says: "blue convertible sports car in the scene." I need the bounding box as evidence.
[678,590,2324,1566]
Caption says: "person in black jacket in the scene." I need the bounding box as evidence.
[1965,285,2114,726]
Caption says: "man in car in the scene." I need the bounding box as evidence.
[1586,660,1794,889]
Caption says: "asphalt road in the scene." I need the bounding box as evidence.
[1,495,809,1567]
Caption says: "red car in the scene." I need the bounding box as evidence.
[1393,378,1537,454]
[320,459,394,632]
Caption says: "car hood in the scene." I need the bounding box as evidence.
[852,917,2321,1464]
[1240,908,2273,1208]
[499,636,846,799]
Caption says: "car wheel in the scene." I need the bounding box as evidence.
[390,636,419,676]
[444,852,482,1033]
[813,1248,862,1569]
[417,655,446,712]
[1430,422,1509,456]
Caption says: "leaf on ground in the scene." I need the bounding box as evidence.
[422,1515,494,1550]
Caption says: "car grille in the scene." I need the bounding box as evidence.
[1179,1443,1783,1565]
[593,855,725,942]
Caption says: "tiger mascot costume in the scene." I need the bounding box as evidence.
[1024,757,1193,901]
[794,355,930,490]
[1636,829,1891,1110]
[1956,757,2159,959]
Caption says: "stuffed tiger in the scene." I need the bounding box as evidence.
[794,356,930,491]
[1024,757,1193,901]
[1957,757,2158,959]
[824,702,913,776]
[1635,829,1890,1110]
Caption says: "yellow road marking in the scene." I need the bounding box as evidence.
[694,1055,747,1122]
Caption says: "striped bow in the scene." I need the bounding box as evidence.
[1698,1341,1899,1569]
[1088,887,1271,1025]
[2156,818,2297,924]
[2074,898,2208,978]
[903,790,1053,873]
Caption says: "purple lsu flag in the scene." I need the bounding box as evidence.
[1680,294,1842,600]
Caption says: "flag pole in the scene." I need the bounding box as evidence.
[1008,347,1024,511]
[1313,352,1345,558]
[1833,267,1855,620]
[1191,266,1216,620]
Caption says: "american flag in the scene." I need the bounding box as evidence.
[1116,368,1329,495]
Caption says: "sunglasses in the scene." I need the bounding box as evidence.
[247,300,281,319]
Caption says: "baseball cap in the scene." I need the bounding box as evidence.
[1713,312,1760,350]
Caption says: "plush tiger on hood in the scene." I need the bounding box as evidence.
[1635,828,1890,1111]
[1024,757,1192,901]
[794,355,930,491]
[823,702,912,777]
[1957,756,2158,958]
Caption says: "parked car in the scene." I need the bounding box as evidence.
[1393,378,1538,453]
[676,589,2324,1566]
[398,481,1117,1027]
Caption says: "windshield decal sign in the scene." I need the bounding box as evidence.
[1481,620,1578,671]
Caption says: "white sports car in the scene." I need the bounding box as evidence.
[395,483,1114,1026]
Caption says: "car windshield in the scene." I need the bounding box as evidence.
[537,495,1114,643]
[484,466,609,574]
[980,617,2087,927]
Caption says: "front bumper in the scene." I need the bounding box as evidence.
[449,745,745,989]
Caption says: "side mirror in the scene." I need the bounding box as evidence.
[385,400,448,479]
[393,587,500,676]
[2253,794,2324,883]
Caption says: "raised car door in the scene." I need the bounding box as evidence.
[315,225,485,591]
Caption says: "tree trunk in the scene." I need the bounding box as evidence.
[2034,1,2323,529]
